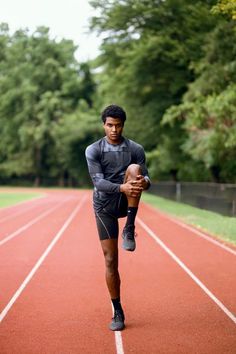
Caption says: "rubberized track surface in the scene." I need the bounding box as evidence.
[0,189,235,353]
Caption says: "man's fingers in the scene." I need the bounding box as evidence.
[132,186,142,191]
[130,185,143,197]
[126,179,143,196]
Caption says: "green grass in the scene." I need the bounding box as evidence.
[0,192,42,208]
[142,192,236,245]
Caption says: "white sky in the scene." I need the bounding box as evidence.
[0,0,102,62]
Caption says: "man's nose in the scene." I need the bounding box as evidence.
[112,126,117,132]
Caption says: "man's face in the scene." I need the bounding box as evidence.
[103,117,124,144]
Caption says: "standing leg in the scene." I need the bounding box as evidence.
[100,239,120,299]
[95,210,125,331]
[100,239,125,331]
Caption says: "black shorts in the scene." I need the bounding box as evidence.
[95,193,128,240]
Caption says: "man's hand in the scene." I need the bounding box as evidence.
[120,180,142,197]
[120,175,148,197]
[136,175,149,190]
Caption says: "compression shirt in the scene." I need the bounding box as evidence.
[85,136,150,212]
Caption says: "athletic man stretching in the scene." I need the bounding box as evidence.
[85,104,150,331]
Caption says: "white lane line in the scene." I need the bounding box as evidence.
[0,195,87,323]
[111,304,125,354]
[115,332,125,354]
[170,216,236,257]
[137,217,236,325]
[0,198,71,247]
[144,203,236,257]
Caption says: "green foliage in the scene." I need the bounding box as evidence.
[1,0,236,185]
[0,24,97,185]
[89,0,224,179]
[212,0,236,19]
[162,18,236,182]
[50,101,102,185]
[89,0,236,182]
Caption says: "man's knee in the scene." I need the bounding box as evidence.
[126,164,142,179]
[104,251,118,273]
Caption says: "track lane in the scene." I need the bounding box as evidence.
[119,216,236,353]
[138,202,236,315]
[0,199,47,224]
[0,193,84,313]
[137,216,236,324]
[0,190,235,353]
[0,192,117,354]
[0,195,87,323]
[0,194,75,240]
[0,198,71,246]
[0,193,46,219]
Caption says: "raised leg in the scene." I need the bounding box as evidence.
[123,163,142,207]
[121,164,143,251]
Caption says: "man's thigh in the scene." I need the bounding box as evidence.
[117,193,128,217]
[101,193,128,218]
[95,211,119,240]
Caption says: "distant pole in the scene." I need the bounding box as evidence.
[176,182,181,202]
[232,199,236,217]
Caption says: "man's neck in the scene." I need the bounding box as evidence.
[105,136,123,145]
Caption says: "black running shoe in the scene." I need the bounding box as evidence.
[109,309,125,331]
[122,225,136,251]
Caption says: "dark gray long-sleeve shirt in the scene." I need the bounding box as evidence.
[85,136,150,212]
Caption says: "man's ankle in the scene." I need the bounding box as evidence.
[111,298,124,315]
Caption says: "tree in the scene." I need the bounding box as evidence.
[89,0,218,151]
[212,0,236,19]
[50,101,102,186]
[0,25,96,185]
[162,13,236,182]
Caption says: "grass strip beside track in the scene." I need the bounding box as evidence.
[142,193,236,245]
[0,192,42,208]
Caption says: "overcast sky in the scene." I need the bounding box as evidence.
[0,0,102,62]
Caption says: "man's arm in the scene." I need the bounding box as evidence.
[85,144,120,193]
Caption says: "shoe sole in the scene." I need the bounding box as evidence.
[122,237,136,251]
[109,323,125,331]
[122,243,136,252]
[122,229,136,252]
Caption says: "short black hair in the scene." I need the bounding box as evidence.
[101,104,126,124]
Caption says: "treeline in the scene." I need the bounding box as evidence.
[0,24,101,186]
[0,0,236,186]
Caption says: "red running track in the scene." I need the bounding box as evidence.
[0,189,235,354]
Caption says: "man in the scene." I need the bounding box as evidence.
[85,104,150,331]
